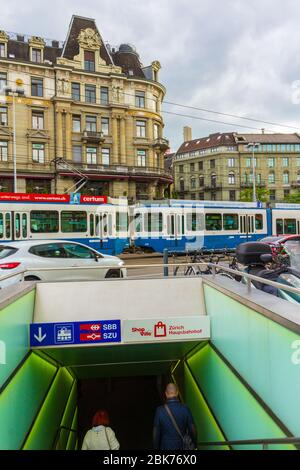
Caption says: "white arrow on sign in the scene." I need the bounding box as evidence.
[34,327,46,343]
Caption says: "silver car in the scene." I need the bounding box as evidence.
[0,240,126,284]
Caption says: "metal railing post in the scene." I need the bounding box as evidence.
[163,249,169,277]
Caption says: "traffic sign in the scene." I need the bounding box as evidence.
[30,320,121,347]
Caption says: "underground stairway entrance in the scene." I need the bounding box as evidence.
[77,375,165,450]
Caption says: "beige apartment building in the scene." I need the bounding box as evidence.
[0,15,172,199]
[173,128,300,202]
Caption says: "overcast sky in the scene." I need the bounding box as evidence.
[2,0,300,150]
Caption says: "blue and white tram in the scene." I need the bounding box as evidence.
[131,200,269,253]
[0,194,129,255]
[271,204,300,236]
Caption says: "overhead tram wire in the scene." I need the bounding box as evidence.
[2,73,300,133]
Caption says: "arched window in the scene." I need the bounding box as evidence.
[268,172,275,184]
[179,177,184,192]
[228,172,235,185]
[211,173,217,188]
[283,171,289,185]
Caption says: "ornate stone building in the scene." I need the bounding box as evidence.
[0,15,172,199]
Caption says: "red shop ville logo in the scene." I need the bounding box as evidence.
[154,322,167,338]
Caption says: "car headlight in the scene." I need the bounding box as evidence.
[118,261,124,267]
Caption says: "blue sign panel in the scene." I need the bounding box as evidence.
[70,192,81,204]
[30,320,121,347]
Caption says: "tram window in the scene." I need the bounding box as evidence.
[187,213,204,231]
[22,214,27,238]
[276,219,283,235]
[255,214,263,230]
[61,211,87,233]
[116,212,128,233]
[134,213,142,233]
[95,215,100,236]
[0,214,3,238]
[205,213,222,231]
[31,211,59,233]
[90,214,94,236]
[5,213,11,238]
[223,214,238,231]
[147,213,163,232]
[15,213,20,238]
[108,214,112,236]
[284,219,297,234]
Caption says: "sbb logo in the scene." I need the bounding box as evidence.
[91,324,101,331]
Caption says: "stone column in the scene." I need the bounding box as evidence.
[65,112,72,161]
[56,111,63,158]
[147,118,154,168]
[120,117,126,165]
[112,116,119,164]
[126,115,134,166]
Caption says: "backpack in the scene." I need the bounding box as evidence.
[164,404,196,450]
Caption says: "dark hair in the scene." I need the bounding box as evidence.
[92,410,110,427]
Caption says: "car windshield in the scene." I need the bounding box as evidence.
[0,246,18,259]
[259,237,283,243]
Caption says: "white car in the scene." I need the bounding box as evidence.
[0,240,126,284]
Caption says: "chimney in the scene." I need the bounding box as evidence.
[183,126,192,142]
[261,128,265,134]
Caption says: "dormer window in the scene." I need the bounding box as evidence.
[0,43,5,58]
[32,48,42,63]
[84,51,95,71]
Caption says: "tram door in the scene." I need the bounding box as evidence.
[98,212,112,250]
[239,214,254,239]
[0,212,12,240]
[167,212,182,248]
[13,212,28,240]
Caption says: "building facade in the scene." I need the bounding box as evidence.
[174,129,300,202]
[0,15,172,199]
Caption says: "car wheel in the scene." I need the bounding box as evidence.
[105,269,122,279]
[24,275,41,282]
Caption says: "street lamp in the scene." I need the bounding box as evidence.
[246,142,260,203]
[5,83,25,193]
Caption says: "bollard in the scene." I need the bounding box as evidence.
[163,248,169,277]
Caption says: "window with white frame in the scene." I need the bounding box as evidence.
[0,44,5,58]
[137,149,146,167]
[72,146,82,163]
[72,115,81,132]
[154,123,159,140]
[136,120,146,138]
[228,158,235,167]
[32,143,45,163]
[246,158,257,167]
[32,111,44,130]
[32,48,42,63]
[86,147,97,164]
[0,107,7,126]
[268,157,275,168]
[282,157,289,167]
[86,115,97,132]
[228,172,235,185]
[268,172,275,184]
[135,90,145,108]
[85,85,96,104]
[101,117,109,135]
[283,171,289,184]
[102,148,110,165]
[297,157,300,167]
[0,141,8,161]
[0,72,7,92]
[100,87,109,105]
